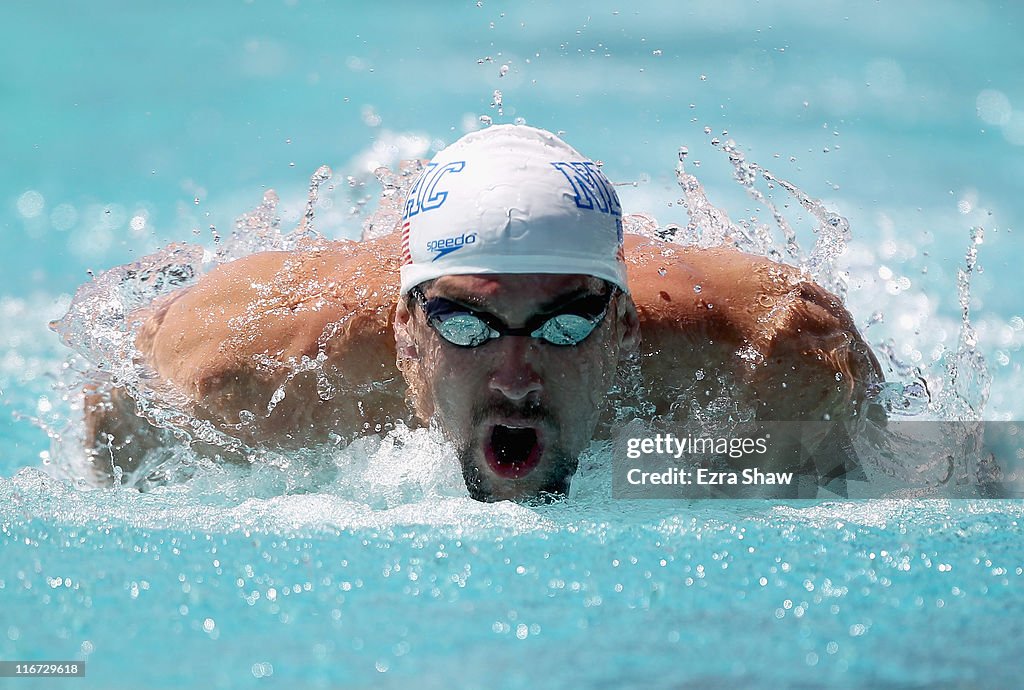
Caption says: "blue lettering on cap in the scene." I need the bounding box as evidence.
[404,161,466,220]
[550,161,622,216]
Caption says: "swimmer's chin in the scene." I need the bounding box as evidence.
[462,468,571,503]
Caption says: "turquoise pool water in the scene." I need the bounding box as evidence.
[3,2,1023,687]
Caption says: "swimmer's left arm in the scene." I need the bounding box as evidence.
[623,235,882,423]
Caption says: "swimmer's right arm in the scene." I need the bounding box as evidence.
[87,234,412,460]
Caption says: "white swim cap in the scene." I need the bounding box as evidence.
[399,124,626,295]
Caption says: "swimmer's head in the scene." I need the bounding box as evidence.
[398,124,628,296]
[394,125,639,502]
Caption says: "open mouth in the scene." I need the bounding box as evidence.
[484,424,543,479]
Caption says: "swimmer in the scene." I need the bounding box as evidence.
[82,125,883,500]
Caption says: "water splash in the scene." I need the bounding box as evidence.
[675,137,851,300]
[45,163,361,487]
[49,243,208,375]
[936,227,991,421]
[300,164,333,237]
[632,134,997,489]
[361,159,424,240]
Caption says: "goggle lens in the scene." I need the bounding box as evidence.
[412,286,616,348]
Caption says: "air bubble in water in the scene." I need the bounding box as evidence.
[479,115,493,126]
[499,64,509,77]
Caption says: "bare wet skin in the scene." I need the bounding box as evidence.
[81,233,882,498]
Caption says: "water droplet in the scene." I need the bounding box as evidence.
[693,285,702,293]
[658,268,667,277]
[652,49,663,56]
[479,115,493,126]
[499,64,509,77]
[16,190,44,218]
[703,126,712,135]
[699,74,707,81]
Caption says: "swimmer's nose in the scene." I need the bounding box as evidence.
[488,337,543,401]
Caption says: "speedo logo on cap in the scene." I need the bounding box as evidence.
[427,232,477,261]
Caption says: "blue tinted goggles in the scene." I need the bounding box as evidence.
[410,283,619,348]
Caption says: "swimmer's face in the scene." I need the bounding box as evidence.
[395,274,639,502]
